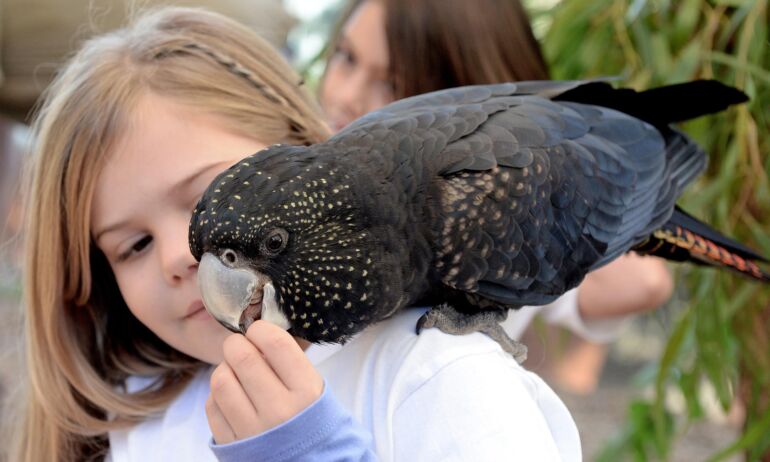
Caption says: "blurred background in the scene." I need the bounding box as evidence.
[1,0,768,460]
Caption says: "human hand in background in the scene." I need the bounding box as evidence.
[578,253,674,319]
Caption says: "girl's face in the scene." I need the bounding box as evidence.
[91,94,268,365]
[320,0,394,133]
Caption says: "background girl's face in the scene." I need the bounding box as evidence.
[91,94,268,365]
[320,0,394,132]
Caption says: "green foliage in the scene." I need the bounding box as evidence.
[535,0,770,459]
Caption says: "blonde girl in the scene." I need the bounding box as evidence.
[11,7,374,461]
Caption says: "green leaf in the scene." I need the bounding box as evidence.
[711,0,753,6]
[707,406,770,462]
[669,39,702,81]
[707,51,770,86]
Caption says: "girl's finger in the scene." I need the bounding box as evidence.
[205,395,236,445]
[209,362,261,439]
[222,333,286,411]
[245,321,323,394]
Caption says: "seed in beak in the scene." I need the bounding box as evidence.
[240,289,264,333]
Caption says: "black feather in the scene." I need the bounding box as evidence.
[554,80,748,129]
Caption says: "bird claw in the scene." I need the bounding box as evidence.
[415,310,437,334]
[414,304,527,363]
[498,336,528,363]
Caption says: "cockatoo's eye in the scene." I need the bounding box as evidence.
[262,228,289,256]
[221,249,239,267]
[267,234,283,251]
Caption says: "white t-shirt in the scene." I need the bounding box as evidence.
[109,308,581,461]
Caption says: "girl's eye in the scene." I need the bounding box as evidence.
[333,43,355,66]
[117,235,153,262]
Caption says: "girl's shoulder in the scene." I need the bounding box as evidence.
[109,368,215,462]
[310,308,582,461]
[313,307,526,373]
[310,307,550,412]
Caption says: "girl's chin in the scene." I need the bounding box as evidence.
[183,320,233,362]
[328,117,351,133]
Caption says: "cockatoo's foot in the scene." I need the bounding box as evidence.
[416,303,528,363]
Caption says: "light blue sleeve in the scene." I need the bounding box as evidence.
[210,384,377,462]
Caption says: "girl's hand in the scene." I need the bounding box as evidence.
[206,320,324,444]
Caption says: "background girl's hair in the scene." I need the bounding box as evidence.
[324,0,549,99]
[383,0,550,97]
[8,6,329,461]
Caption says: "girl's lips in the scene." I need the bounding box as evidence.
[184,300,210,320]
[331,121,347,132]
[187,307,213,320]
[327,114,352,133]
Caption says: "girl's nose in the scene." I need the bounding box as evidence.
[336,72,369,119]
[158,220,198,285]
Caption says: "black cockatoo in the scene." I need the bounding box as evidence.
[189,80,768,360]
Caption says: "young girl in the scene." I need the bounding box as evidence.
[12,7,373,461]
[12,6,581,461]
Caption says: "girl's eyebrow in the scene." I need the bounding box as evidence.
[94,162,224,243]
[167,161,226,198]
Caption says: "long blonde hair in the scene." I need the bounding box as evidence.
[10,7,329,461]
